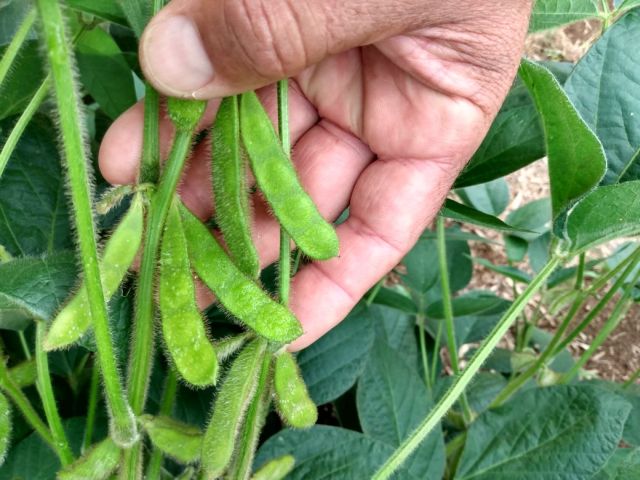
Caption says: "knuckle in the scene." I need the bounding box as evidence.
[223,0,312,79]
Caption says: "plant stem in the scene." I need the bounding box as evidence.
[553,246,640,356]
[17,331,31,360]
[624,367,640,388]
[139,86,161,183]
[372,256,560,480]
[0,75,50,178]
[417,312,431,391]
[575,253,586,290]
[35,322,73,465]
[146,369,179,480]
[277,79,291,305]
[0,352,59,457]
[430,320,443,386]
[365,279,384,307]
[124,123,201,478]
[82,359,100,452]
[36,0,136,447]
[436,217,472,423]
[561,268,640,383]
[0,7,36,88]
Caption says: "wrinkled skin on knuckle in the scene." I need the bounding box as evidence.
[207,0,322,81]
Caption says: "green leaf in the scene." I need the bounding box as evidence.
[468,257,532,284]
[455,385,631,479]
[519,60,606,219]
[254,426,417,480]
[618,0,640,12]
[455,78,545,188]
[565,11,640,184]
[593,448,640,480]
[357,341,445,479]
[76,28,136,119]
[370,305,419,372]
[117,0,151,38]
[401,237,439,294]
[456,178,510,216]
[426,291,511,347]
[0,417,87,479]
[435,373,507,415]
[441,199,526,233]
[0,254,77,329]
[0,42,46,121]
[505,198,552,242]
[0,116,72,256]
[66,0,128,24]
[529,0,601,32]
[298,304,375,405]
[505,235,528,263]
[370,287,417,315]
[566,181,640,253]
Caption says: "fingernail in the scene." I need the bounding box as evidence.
[142,15,214,96]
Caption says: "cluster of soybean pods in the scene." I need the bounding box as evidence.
[46,94,337,478]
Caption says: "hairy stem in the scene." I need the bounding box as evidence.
[277,79,292,305]
[437,217,472,422]
[82,359,100,452]
[36,0,136,446]
[0,351,59,457]
[417,312,431,391]
[35,322,73,465]
[0,7,36,88]
[146,369,179,480]
[0,75,50,178]
[373,256,561,480]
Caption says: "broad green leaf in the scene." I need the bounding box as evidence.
[426,291,511,347]
[456,178,510,216]
[566,181,640,253]
[530,0,601,32]
[0,254,77,330]
[422,230,497,245]
[0,116,72,256]
[401,237,439,294]
[370,287,417,314]
[0,392,10,464]
[76,28,136,119]
[469,257,532,284]
[298,304,375,404]
[0,417,87,479]
[565,11,640,184]
[370,305,419,372]
[593,448,640,479]
[254,426,416,480]
[117,0,151,38]
[506,198,551,242]
[505,235,528,262]
[455,385,631,479]
[519,60,606,219]
[441,199,526,233]
[455,64,570,188]
[618,0,640,12]
[66,0,128,24]
[0,42,46,120]
[357,342,445,479]
[435,373,507,415]
[587,381,640,448]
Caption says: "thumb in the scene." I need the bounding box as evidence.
[140,0,447,99]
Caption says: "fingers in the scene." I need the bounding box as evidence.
[287,154,464,351]
[138,0,496,99]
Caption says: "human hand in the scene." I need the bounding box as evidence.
[99,0,533,350]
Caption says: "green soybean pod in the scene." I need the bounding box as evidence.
[139,415,202,464]
[57,438,120,480]
[240,91,339,260]
[0,391,10,464]
[251,455,295,480]
[160,201,218,387]
[273,351,317,429]
[167,97,207,132]
[212,96,260,278]
[228,352,272,480]
[201,339,267,479]
[44,194,145,351]
[179,203,302,343]
[9,359,37,388]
